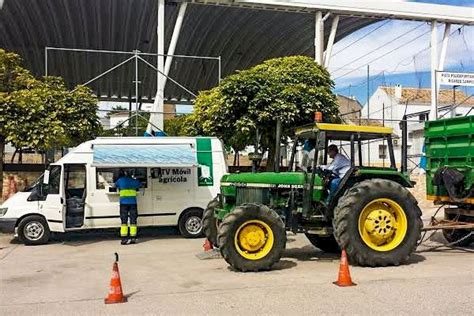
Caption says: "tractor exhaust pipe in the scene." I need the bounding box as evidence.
[400,115,408,174]
[274,118,282,173]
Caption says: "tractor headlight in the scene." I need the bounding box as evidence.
[0,207,8,217]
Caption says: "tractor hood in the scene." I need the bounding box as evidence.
[221,172,307,186]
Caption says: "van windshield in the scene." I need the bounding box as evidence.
[24,165,61,195]
[24,173,44,192]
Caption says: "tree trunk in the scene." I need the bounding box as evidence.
[266,143,276,171]
[0,135,5,199]
[11,147,17,163]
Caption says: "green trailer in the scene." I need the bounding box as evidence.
[203,122,423,271]
[423,115,474,246]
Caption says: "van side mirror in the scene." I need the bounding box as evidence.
[43,170,50,185]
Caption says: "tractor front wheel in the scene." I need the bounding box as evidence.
[202,196,221,247]
[218,203,286,272]
[333,179,422,266]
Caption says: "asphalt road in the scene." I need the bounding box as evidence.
[0,229,473,315]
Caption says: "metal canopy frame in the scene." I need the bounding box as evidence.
[45,46,220,135]
[32,0,474,135]
[189,0,472,122]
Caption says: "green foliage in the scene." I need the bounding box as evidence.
[164,115,191,136]
[188,55,340,162]
[105,105,128,118]
[0,49,101,151]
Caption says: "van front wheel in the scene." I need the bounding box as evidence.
[18,215,50,245]
[178,209,204,238]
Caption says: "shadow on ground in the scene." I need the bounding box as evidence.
[45,226,184,246]
[284,245,340,262]
[226,259,298,273]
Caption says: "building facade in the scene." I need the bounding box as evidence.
[361,85,474,169]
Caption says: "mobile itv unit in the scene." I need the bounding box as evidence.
[0,137,227,244]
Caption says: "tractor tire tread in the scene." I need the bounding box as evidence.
[333,179,422,267]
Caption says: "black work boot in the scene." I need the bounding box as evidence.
[121,237,128,245]
[129,237,137,244]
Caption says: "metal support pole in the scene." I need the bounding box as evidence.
[315,11,324,65]
[430,21,438,120]
[162,2,188,89]
[358,140,362,167]
[147,0,166,135]
[367,64,370,165]
[324,15,339,68]
[134,51,139,136]
[438,23,451,72]
[45,47,48,77]
[401,115,408,174]
[218,56,222,83]
[350,135,355,166]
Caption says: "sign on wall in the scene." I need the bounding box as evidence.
[437,72,474,87]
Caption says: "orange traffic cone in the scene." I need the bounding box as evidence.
[104,253,127,304]
[203,239,213,251]
[333,249,356,287]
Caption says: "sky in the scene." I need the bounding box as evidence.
[329,0,474,106]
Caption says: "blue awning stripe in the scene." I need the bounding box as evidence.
[92,144,196,166]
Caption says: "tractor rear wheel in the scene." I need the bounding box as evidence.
[305,233,340,253]
[333,179,422,266]
[202,196,221,247]
[218,203,286,272]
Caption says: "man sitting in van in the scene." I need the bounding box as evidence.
[115,169,142,245]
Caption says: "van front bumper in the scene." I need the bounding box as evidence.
[0,218,17,233]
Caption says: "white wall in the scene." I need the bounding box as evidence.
[360,86,473,169]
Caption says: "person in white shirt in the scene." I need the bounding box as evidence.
[322,144,351,202]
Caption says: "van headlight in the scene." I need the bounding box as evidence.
[0,207,7,217]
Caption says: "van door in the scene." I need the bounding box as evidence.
[150,167,194,225]
[40,165,65,232]
[64,164,87,229]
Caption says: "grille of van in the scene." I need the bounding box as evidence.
[236,187,270,206]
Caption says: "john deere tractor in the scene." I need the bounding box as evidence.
[203,122,422,271]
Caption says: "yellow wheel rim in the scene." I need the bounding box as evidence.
[358,198,408,252]
[234,220,274,260]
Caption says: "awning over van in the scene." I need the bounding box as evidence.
[92,144,196,167]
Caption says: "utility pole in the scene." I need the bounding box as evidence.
[367,64,370,165]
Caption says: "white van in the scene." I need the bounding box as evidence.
[0,137,227,244]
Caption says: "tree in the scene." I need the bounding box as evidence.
[0,49,101,197]
[187,56,340,169]
[164,115,191,136]
[105,105,128,118]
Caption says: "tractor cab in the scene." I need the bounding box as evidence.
[292,123,407,209]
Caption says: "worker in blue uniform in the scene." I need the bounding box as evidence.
[115,170,142,245]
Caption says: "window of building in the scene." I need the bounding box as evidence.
[379,144,387,159]
[418,113,428,122]
[96,168,147,189]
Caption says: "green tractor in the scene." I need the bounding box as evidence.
[203,122,422,271]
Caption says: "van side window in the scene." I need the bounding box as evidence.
[96,168,147,189]
[48,165,61,195]
[96,169,115,190]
